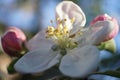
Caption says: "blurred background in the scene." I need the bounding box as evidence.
[0,0,120,80]
[0,0,120,37]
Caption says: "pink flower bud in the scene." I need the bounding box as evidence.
[1,27,26,57]
[90,14,119,41]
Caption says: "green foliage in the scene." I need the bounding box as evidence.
[92,70,120,78]
[21,66,87,80]
[7,58,19,74]
[98,39,116,53]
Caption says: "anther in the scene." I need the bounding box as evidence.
[69,34,76,38]
[64,18,67,21]
[71,17,75,23]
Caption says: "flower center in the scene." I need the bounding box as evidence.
[46,18,77,54]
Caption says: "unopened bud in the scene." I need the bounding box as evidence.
[0,27,26,57]
[90,14,119,41]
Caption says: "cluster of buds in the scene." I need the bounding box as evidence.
[0,27,26,57]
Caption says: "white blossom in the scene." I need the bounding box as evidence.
[14,1,114,78]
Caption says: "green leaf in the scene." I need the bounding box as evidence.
[97,54,120,78]
[98,42,106,50]
[98,39,116,53]
[22,66,63,80]
[7,58,19,74]
[92,70,120,78]
[21,66,88,80]
[116,67,120,71]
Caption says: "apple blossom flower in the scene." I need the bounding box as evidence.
[14,1,116,78]
[90,14,119,42]
[0,27,26,57]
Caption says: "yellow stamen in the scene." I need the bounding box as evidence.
[46,26,55,37]
[71,17,75,23]
[46,17,78,50]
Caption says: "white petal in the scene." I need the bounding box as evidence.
[26,30,54,50]
[14,47,61,73]
[75,27,93,47]
[90,20,114,44]
[77,21,114,46]
[59,45,100,78]
[89,74,120,80]
[56,1,86,34]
